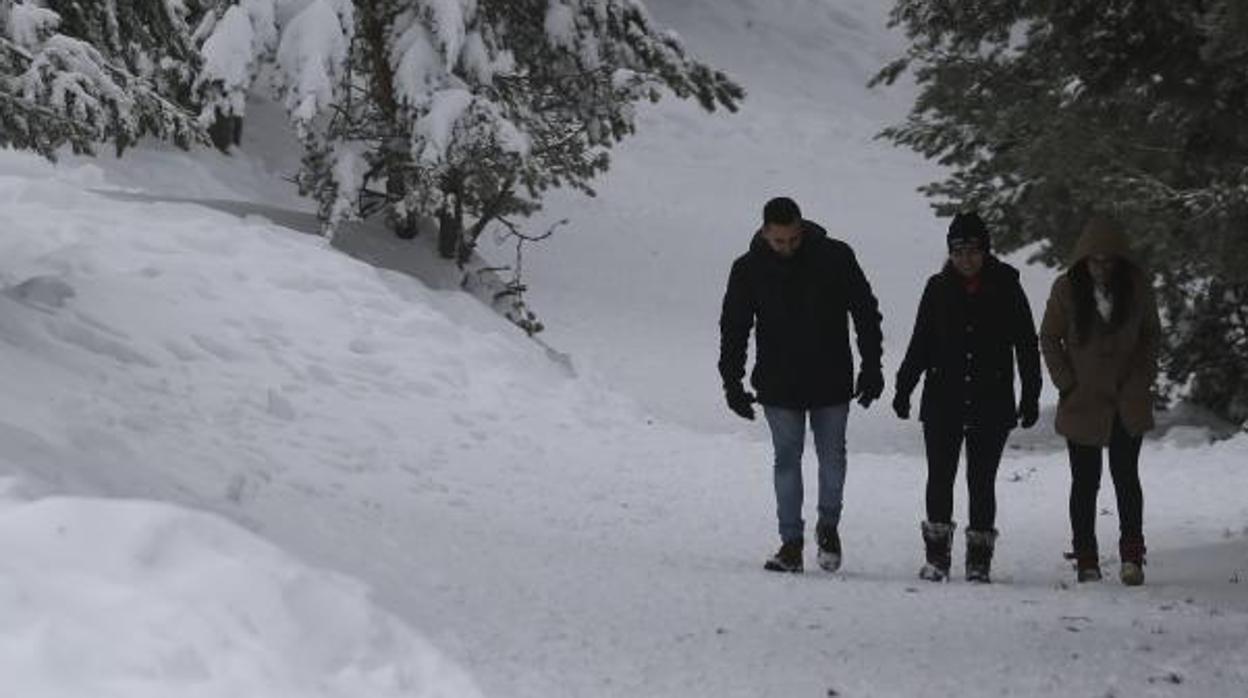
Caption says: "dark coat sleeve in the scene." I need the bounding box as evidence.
[896,278,936,400]
[844,247,883,372]
[1009,276,1043,406]
[718,258,754,387]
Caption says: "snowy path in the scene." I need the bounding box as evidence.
[327,433,1248,698]
[2,152,1246,696]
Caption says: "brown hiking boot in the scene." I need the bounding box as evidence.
[1065,549,1102,582]
[1119,536,1146,586]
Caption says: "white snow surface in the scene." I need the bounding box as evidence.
[1,1,1247,697]
[6,3,61,48]
[0,489,481,698]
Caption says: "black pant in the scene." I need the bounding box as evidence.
[1067,415,1144,552]
[923,422,1009,531]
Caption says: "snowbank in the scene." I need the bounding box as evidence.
[0,484,480,698]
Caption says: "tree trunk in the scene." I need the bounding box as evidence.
[438,209,461,259]
[357,1,399,120]
[387,172,417,239]
[359,1,415,240]
[392,211,419,239]
[208,111,242,153]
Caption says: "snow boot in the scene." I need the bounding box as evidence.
[1065,548,1102,582]
[816,520,842,572]
[965,528,998,583]
[764,539,803,573]
[1119,535,1146,586]
[919,520,955,581]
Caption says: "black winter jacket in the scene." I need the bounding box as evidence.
[719,221,883,409]
[895,257,1042,429]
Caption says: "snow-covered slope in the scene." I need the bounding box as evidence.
[0,490,480,698]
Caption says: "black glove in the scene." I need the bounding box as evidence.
[725,384,756,421]
[1017,400,1039,429]
[854,368,884,408]
[892,393,911,420]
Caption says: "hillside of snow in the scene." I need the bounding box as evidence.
[1,0,1246,697]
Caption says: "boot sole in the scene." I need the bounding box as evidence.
[763,561,803,573]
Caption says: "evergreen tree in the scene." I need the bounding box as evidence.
[191,0,354,143]
[194,0,742,253]
[419,0,745,261]
[0,0,203,157]
[873,0,1248,427]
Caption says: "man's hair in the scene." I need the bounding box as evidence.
[763,197,802,226]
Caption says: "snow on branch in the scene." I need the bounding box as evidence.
[0,5,201,157]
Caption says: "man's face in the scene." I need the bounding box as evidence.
[763,221,803,258]
[949,245,985,277]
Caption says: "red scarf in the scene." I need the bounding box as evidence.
[963,273,983,295]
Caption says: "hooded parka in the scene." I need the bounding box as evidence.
[719,220,883,409]
[1039,218,1161,446]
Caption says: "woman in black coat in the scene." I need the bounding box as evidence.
[892,212,1042,583]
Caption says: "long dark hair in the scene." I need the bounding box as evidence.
[1069,258,1134,343]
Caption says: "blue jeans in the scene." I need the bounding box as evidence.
[762,403,850,544]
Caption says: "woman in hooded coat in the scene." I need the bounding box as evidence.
[1039,215,1161,586]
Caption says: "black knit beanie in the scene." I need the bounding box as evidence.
[947,212,990,252]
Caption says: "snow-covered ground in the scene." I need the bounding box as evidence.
[1,0,1246,696]
[0,489,480,698]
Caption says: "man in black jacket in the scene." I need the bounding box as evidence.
[719,197,884,573]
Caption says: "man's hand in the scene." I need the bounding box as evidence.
[725,384,756,420]
[854,368,884,408]
[1017,400,1039,429]
[892,393,911,420]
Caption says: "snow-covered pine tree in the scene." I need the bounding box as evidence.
[191,0,354,151]
[409,0,746,262]
[193,0,742,253]
[873,0,1248,427]
[0,0,203,157]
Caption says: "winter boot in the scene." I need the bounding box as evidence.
[965,528,998,583]
[764,539,803,573]
[919,521,955,582]
[1119,536,1146,586]
[1064,548,1102,582]
[816,520,842,572]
